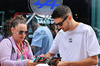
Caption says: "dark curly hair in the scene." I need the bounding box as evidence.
[3,20,10,38]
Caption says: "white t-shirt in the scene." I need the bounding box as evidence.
[49,23,100,66]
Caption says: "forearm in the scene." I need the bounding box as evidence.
[57,55,98,66]
[1,59,28,66]
[70,55,98,66]
[45,52,55,57]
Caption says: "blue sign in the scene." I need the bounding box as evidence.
[33,0,60,9]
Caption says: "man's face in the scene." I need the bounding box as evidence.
[54,16,70,32]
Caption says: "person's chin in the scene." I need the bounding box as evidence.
[62,29,66,32]
[20,38,24,41]
[63,29,68,32]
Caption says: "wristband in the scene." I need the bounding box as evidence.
[32,58,36,62]
[68,61,70,66]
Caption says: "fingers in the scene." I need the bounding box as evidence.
[38,54,46,57]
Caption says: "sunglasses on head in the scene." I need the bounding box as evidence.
[55,16,68,26]
[19,30,28,35]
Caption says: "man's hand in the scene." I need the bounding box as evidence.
[38,54,45,57]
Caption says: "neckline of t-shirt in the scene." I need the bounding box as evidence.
[66,22,83,33]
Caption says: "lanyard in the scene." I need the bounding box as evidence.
[15,42,26,59]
